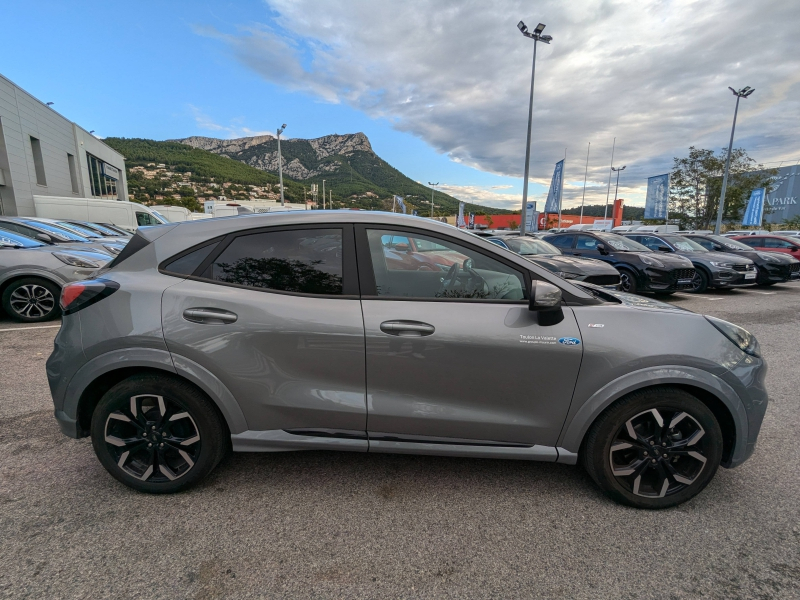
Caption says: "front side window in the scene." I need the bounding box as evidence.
[366,229,524,300]
[506,238,561,255]
[546,234,575,249]
[576,235,600,251]
[763,238,794,249]
[208,228,343,295]
[136,212,159,226]
[634,236,664,252]
[597,233,649,252]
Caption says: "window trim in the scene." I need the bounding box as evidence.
[354,224,531,303]
[160,224,359,299]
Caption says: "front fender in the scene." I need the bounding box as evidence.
[556,366,749,466]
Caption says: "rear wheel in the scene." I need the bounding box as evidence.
[617,268,638,294]
[91,374,228,493]
[582,387,723,509]
[688,269,709,293]
[1,277,61,322]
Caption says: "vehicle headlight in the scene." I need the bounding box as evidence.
[639,254,665,267]
[705,315,761,357]
[102,244,122,255]
[52,252,102,269]
[709,261,734,268]
[756,252,781,264]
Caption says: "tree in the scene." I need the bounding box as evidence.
[669,147,777,229]
[485,215,494,228]
[509,219,519,231]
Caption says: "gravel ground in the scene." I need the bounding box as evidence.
[0,285,799,599]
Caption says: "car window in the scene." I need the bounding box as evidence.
[54,221,102,238]
[206,228,343,295]
[366,229,525,300]
[136,212,159,226]
[546,234,575,249]
[596,233,649,252]
[487,238,509,249]
[631,236,662,251]
[575,235,600,250]
[689,237,716,251]
[0,230,46,248]
[763,238,794,249]
[163,242,221,276]
[505,237,561,255]
[19,220,84,241]
[0,222,30,237]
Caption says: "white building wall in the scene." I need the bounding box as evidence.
[0,73,127,216]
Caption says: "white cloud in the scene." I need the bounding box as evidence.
[437,184,525,210]
[187,104,273,139]
[196,0,800,207]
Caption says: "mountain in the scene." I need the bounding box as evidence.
[172,133,511,215]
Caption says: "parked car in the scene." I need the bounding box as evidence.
[48,212,768,509]
[724,230,769,236]
[731,235,800,256]
[0,229,110,322]
[543,231,696,294]
[0,217,123,257]
[32,195,168,232]
[29,218,129,253]
[487,235,620,286]
[60,220,133,239]
[622,233,756,293]
[380,232,468,271]
[681,234,800,285]
[770,230,800,238]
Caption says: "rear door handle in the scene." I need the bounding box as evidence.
[183,308,238,324]
[380,320,435,337]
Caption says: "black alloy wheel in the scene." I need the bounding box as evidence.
[1,277,61,322]
[91,374,228,493]
[582,387,722,509]
[688,269,709,293]
[617,268,637,294]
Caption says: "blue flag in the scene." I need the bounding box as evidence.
[544,160,564,213]
[644,173,669,220]
[394,195,407,214]
[742,188,766,226]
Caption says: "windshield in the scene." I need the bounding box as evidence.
[662,235,708,253]
[708,235,752,251]
[19,220,88,242]
[54,221,102,238]
[69,221,122,236]
[596,233,649,252]
[505,237,562,255]
[0,230,46,248]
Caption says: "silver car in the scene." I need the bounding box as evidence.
[0,230,111,322]
[47,213,768,509]
[0,217,125,256]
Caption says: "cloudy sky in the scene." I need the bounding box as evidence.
[3,0,798,210]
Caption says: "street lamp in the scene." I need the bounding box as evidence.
[517,20,552,236]
[322,179,326,210]
[611,165,626,229]
[428,182,439,217]
[277,124,287,206]
[714,86,755,234]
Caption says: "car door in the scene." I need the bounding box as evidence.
[763,237,799,255]
[161,224,368,439]
[356,225,584,448]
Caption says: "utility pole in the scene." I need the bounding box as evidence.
[714,86,755,234]
[580,142,590,223]
[611,165,626,229]
[603,137,616,221]
[322,180,326,210]
[517,21,553,236]
[277,124,286,206]
[428,182,439,217]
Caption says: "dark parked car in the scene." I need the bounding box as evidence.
[731,235,800,257]
[623,233,756,293]
[682,234,800,286]
[487,235,620,286]
[543,231,695,294]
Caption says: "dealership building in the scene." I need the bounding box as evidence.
[0,73,128,217]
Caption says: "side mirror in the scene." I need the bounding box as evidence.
[463,258,474,270]
[529,280,564,326]
[597,243,609,255]
[394,243,410,252]
[712,244,724,251]
[657,245,672,252]
[35,233,53,244]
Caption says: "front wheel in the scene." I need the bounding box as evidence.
[688,269,709,293]
[582,387,723,509]
[1,277,61,322]
[91,374,228,493]
[617,268,638,294]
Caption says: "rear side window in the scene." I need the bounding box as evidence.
[162,241,220,276]
[691,237,715,250]
[547,235,575,249]
[206,228,343,295]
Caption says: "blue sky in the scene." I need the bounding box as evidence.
[2,0,797,211]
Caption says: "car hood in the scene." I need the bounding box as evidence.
[677,251,752,265]
[524,254,619,275]
[575,282,689,312]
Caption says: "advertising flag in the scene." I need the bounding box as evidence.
[412,209,418,216]
[457,202,466,228]
[742,188,766,226]
[468,213,475,229]
[644,173,670,220]
[394,195,407,214]
[544,160,565,213]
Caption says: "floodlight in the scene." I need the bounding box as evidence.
[534,23,546,34]
[517,21,528,33]
[540,34,553,42]
[282,123,287,129]
[744,88,755,97]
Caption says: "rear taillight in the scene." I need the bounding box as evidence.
[60,279,120,315]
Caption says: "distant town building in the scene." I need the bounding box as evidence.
[0,73,128,216]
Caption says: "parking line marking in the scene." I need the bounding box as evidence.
[674,293,724,300]
[0,325,61,332]
[751,291,777,295]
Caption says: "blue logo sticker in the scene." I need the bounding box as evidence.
[558,337,581,346]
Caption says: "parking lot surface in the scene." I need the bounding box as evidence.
[1,285,799,599]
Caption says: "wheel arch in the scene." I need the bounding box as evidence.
[558,367,747,468]
[0,271,64,297]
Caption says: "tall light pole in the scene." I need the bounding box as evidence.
[579,142,590,223]
[714,86,755,234]
[603,137,616,221]
[517,21,552,236]
[611,165,626,228]
[428,182,439,217]
[277,124,287,206]
[322,179,326,210]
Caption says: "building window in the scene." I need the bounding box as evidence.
[67,153,79,194]
[30,137,47,186]
[86,152,119,199]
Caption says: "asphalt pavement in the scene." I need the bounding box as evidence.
[1,285,799,599]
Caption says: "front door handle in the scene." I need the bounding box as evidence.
[380,320,435,337]
[183,308,238,324]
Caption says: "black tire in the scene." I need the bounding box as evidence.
[617,268,638,294]
[582,387,723,509]
[1,277,61,322]
[688,269,709,293]
[91,373,228,494]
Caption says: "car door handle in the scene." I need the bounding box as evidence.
[183,308,238,324]
[379,320,435,337]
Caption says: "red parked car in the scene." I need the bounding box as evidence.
[731,235,800,256]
